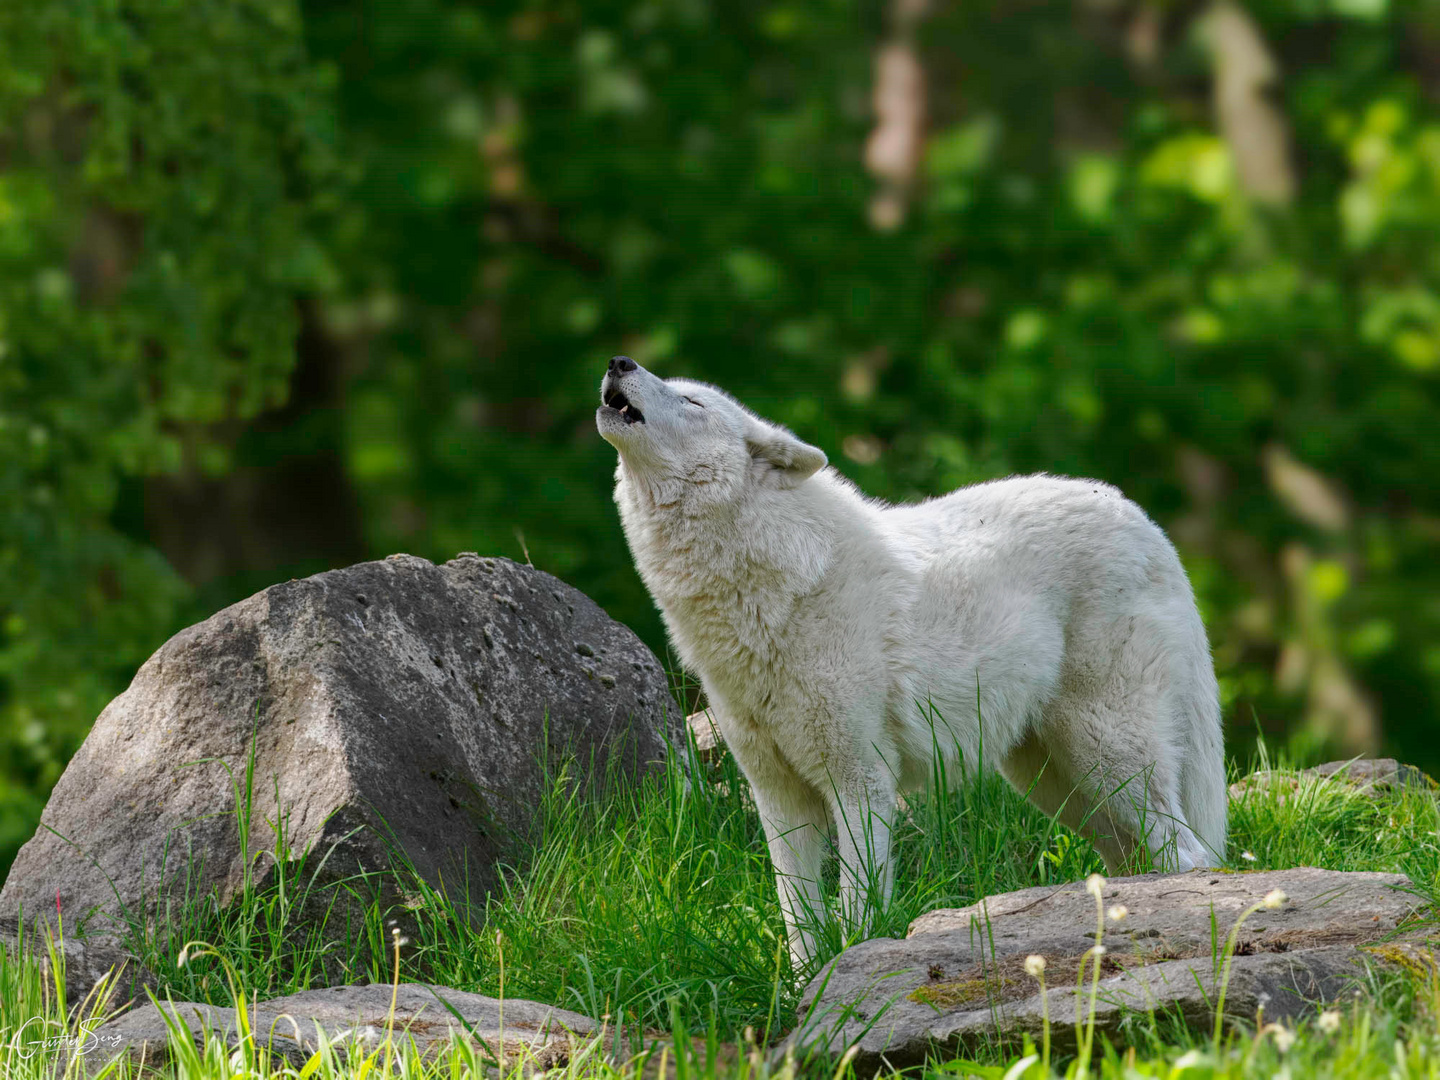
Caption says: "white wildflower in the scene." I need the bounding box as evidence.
[1024,954,1047,978]
[1085,873,1106,899]
[1263,888,1288,909]
[1262,1022,1295,1052]
[1241,850,1257,862]
[1317,1009,1341,1034]
[1171,1048,1205,1072]
[1107,904,1129,922]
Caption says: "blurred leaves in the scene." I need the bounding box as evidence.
[0,0,337,863]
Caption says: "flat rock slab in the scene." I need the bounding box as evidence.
[1230,759,1436,801]
[686,710,723,763]
[73,983,611,1074]
[1,554,681,950]
[791,868,1431,1070]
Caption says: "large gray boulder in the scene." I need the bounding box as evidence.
[1,554,680,947]
[790,867,1430,1070]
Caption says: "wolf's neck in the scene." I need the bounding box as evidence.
[618,471,846,676]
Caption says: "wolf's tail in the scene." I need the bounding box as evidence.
[1179,663,1228,867]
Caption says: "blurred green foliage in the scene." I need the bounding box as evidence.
[0,0,340,868]
[2,0,1439,876]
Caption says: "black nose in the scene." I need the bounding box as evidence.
[609,355,637,375]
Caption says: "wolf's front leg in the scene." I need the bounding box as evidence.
[832,767,897,935]
[750,785,829,971]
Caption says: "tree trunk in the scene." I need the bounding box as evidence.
[143,298,367,593]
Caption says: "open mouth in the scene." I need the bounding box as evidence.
[602,387,645,424]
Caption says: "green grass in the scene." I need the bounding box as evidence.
[3,729,1439,1079]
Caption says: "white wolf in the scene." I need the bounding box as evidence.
[596,356,1226,965]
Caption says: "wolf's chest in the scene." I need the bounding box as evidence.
[663,587,786,686]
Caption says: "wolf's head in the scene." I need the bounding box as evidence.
[596,356,827,503]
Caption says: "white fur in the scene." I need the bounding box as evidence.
[597,362,1227,966]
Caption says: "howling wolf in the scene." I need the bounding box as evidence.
[597,355,1226,966]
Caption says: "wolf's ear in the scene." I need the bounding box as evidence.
[745,420,827,489]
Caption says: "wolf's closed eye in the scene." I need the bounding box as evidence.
[683,397,705,408]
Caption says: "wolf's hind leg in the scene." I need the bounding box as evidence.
[1006,717,1199,875]
[1000,729,1135,871]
